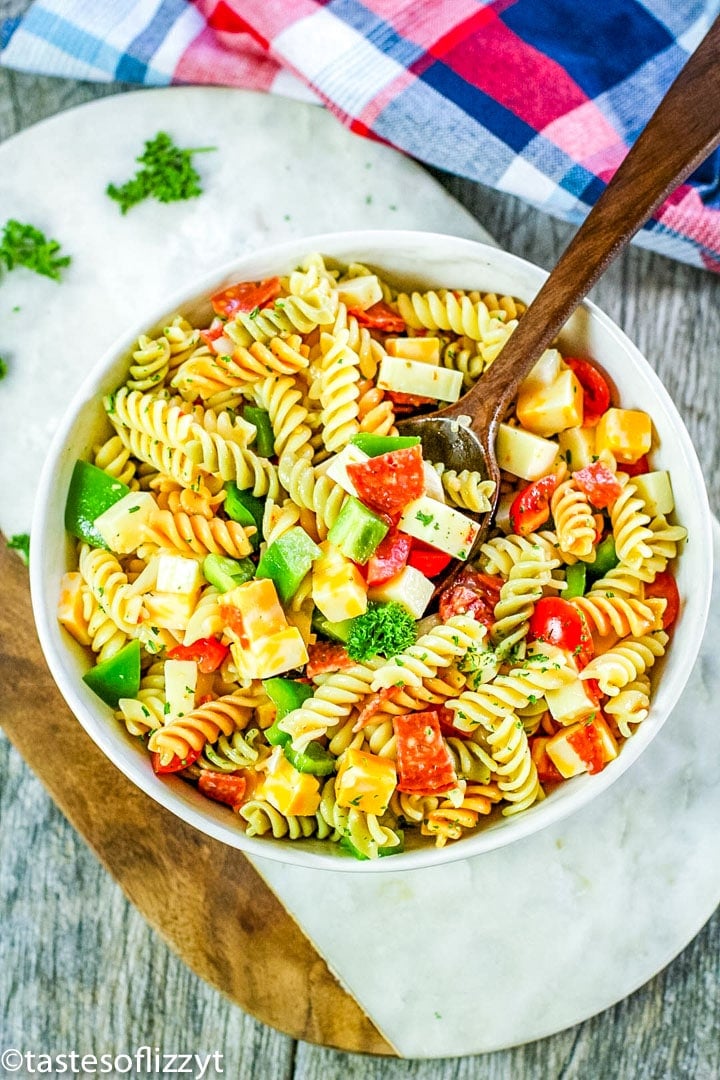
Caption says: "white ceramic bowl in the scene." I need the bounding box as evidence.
[31,230,713,872]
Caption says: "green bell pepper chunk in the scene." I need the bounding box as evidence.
[243,405,275,457]
[224,482,264,548]
[564,562,587,599]
[256,527,321,604]
[311,608,354,644]
[64,460,130,548]
[202,553,256,592]
[82,639,141,707]
[350,434,420,457]
[339,831,404,860]
[264,677,315,746]
[587,535,619,581]
[327,496,389,564]
[284,740,336,776]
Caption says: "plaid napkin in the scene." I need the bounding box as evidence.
[3,1,720,272]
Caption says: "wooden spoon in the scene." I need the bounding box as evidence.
[398,15,720,549]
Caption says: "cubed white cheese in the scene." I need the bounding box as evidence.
[558,426,596,471]
[545,678,598,725]
[335,274,383,311]
[398,495,479,559]
[495,423,560,481]
[517,349,563,396]
[156,554,203,596]
[632,471,675,517]
[164,659,198,722]
[94,491,157,554]
[324,444,370,497]
[368,565,434,619]
[546,716,618,778]
[377,355,463,402]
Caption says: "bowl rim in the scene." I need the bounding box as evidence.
[30,228,714,872]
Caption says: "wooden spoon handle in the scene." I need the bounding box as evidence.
[455,14,720,431]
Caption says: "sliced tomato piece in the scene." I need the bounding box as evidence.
[644,569,680,628]
[528,597,593,662]
[394,710,458,794]
[530,736,564,784]
[407,539,452,578]
[167,636,230,674]
[151,746,202,775]
[347,445,425,518]
[566,719,606,774]
[198,770,247,809]
[566,358,611,426]
[619,454,650,477]
[573,461,622,509]
[200,323,226,347]
[349,300,405,333]
[211,277,281,318]
[509,474,558,536]
[353,687,396,730]
[305,640,353,678]
[385,390,435,411]
[438,567,503,631]
[365,529,412,585]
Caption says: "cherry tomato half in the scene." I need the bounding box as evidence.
[509,474,558,536]
[566,358,611,426]
[349,301,406,333]
[210,277,281,318]
[528,597,593,663]
[151,746,202,775]
[644,569,680,628]
[620,454,650,478]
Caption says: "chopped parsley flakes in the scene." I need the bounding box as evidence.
[0,219,71,281]
[107,132,216,214]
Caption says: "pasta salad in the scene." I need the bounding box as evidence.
[58,253,686,859]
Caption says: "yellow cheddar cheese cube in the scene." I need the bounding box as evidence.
[58,571,91,646]
[143,590,197,631]
[257,747,321,817]
[595,408,652,464]
[312,541,367,623]
[516,368,584,437]
[221,578,287,645]
[386,336,441,364]
[546,714,618,779]
[335,748,397,816]
[232,626,309,681]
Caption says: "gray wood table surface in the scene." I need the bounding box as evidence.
[1,4,718,1077]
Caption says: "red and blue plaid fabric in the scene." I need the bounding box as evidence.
[3,1,719,271]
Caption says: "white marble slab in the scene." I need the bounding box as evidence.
[0,85,489,537]
[2,87,718,1059]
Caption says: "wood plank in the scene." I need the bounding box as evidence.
[0,539,394,1057]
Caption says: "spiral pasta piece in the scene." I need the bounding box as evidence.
[252,374,313,462]
[444,737,494,782]
[226,288,337,347]
[239,799,320,840]
[78,544,142,635]
[479,531,570,576]
[432,463,495,513]
[184,425,280,499]
[317,776,401,859]
[646,514,687,560]
[279,657,385,752]
[371,615,488,692]
[356,377,397,436]
[570,594,666,638]
[93,434,137,488]
[551,477,597,560]
[171,346,250,403]
[610,475,654,569]
[116,660,166,736]
[80,585,130,662]
[126,332,171,391]
[491,547,562,655]
[318,329,361,452]
[142,508,254,559]
[447,654,576,735]
[396,289,516,348]
[441,338,485,389]
[278,456,347,539]
[148,693,253,765]
[580,631,668,696]
[604,676,651,738]
[197,728,268,772]
[421,783,503,844]
[485,715,543,814]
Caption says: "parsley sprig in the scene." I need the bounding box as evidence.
[0,219,71,281]
[7,533,30,566]
[107,132,216,214]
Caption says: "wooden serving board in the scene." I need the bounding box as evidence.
[0,538,394,1056]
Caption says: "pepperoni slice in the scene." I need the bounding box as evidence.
[349,301,406,333]
[197,771,248,809]
[366,530,412,585]
[305,641,353,678]
[394,710,458,794]
[573,461,622,509]
[210,277,281,318]
[347,445,425,518]
[438,568,503,631]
